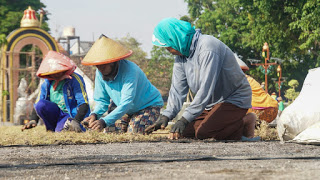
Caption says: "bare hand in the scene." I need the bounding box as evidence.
[83,114,97,127]
[89,119,106,131]
[168,132,182,140]
[21,120,37,131]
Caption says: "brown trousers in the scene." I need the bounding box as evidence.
[182,103,248,140]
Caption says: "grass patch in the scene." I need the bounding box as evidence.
[0,126,167,146]
[255,121,279,141]
[0,122,279,146]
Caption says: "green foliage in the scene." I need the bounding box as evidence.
[184,0,320,93]
[116,35,174,96]
[2,90,9,96]
[117,34,148,70]
[284,79,300,103]
[0,33,6,46]
[288,79,299,89]
[147,46,174,96]
[180,15,193,24]
[286,0,320,53]
[0,0,49,37]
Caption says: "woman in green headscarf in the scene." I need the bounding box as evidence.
[147,18,257,141]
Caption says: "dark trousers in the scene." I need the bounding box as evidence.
[34,99,70,132]
[183,103,248,140]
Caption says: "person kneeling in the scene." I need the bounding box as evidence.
[146,18,257,141]
[81,35,163,134]
[22,51,90,132]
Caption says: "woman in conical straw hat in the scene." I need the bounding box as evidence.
[147,18,258,141]
[82,35,163,133]
[22,51,90,132]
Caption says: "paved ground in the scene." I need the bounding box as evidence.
[0,140,319,179]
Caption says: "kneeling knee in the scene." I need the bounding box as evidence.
[195,128,210,140]
[34,99,49,111]
[243,113,256,124]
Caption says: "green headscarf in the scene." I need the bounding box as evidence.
[152,18,196,57]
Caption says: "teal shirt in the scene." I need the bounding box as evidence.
[49,80,68,112]
[92,60,164,126]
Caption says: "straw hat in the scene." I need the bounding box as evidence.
[81,35,133,66]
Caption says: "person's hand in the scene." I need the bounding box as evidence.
[21,120,37,131]
[145,115,170,134]
[89,119,106,131]
[68,119,83,133]
[82,114,97,127]
[168,117,189,140]
[63,118,83,133]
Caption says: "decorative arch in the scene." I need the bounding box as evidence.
[1,27,59,123]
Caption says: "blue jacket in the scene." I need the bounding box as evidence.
[35,72,90,118]
[92,60,163,126]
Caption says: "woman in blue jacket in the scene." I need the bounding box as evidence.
[22,51,90,132]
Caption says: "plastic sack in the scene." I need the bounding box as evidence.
[74,68,95,109]
[291,121,320,145]
[277,67,320,141]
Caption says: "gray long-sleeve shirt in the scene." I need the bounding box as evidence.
[162,31,252,122]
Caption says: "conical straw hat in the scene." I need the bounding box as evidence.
[37,51,76,78]
[82,35,133,66]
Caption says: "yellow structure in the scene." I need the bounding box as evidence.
[0,6,59,123]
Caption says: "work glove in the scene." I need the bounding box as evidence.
[170,117,189,134]
[63,118,83,133]
[145,115,169,134]
[21,120,37,131]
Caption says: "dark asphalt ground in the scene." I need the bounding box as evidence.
[0,141,319,179]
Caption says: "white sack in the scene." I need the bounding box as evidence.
[291,121,320,145]
[75,68,95,109]
[277,67,320,141]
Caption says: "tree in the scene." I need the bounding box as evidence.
[146,46,174,96]
[184,0,320,93]
[0,0,49,45]
[117,34,148,70]
[285,79,300,104]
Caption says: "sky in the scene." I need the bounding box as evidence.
[41,0,189,57]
